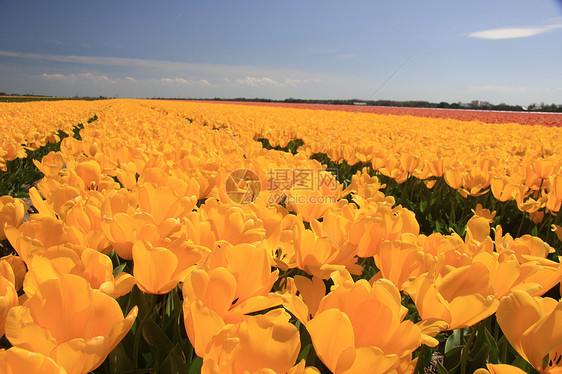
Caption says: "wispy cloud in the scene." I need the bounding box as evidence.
[159,77,214,86]
[231,77,310,88]
[469,22,562,39]
[0,50,316,84]
[42,72,117,84]
[234,77,283,88]
[468,85,527,93]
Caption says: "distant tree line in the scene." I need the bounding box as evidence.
[176,97,561,113]
[0,92,108,102]
[2,91,559,112]
[280,98,562,113]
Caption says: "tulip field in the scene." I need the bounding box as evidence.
[1,99,562,374]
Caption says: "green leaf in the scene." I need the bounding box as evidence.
[445,329,462,353]
[436,360,449,374]
[511,356,535,372]
[484,327,499,363]
[531,225,538,237]
[188,357,203,374]
[154,344,189,374]
[113,262,127,277]
[107,343,134,374]
[470,344,491,370]
[420,199,428,213]
[498,335,509,364]
[142,320,174,352]
[298,343,312,363]
[443,346,464,371]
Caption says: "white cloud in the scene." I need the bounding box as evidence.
[0,50,316,82]
[468,85,527,93]
[284,78,301,87]
[469,22,562,39]
[234,76,285,88]
[41,72,116,83]
[159,77,213,86]
[42,73,66,79]
[125,76,137,82]
[231,77,303,88]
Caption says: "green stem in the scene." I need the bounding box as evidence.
[133,293,156,369]
[516,215,527,237]
[460,325,478,374]
[413,344,427,374]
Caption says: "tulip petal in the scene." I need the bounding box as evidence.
[521,300,562,369]
[496,290,542,363]
[0,347,66,374]
[132,240,178,294]
[183,300,225,357]
[307,309,355,372]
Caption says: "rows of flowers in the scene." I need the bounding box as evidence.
[146,100,562,222]
[0,99,561,373]
[0,101,106,171]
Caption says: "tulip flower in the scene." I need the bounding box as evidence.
[183,244,281,356]
[0,255,25,291]
[546,174,562,212]
[0,271,18,337]
[293,221,361,279]
[0,347,67,374]
[33,151,65,179]
[0,196,27,241]
[136,182,197,225]
[201,309,301,374]
[22,245,135,299]
[253,205,298,270]
[200,198,266,245]
[307,277,436,373]
[132,236,203,294]
[496,290,562,372]
[474,364,528,374]
[5,216,68,262]
[459,166,491,198]
[374,239,435,290]
[287,360,321,374]
[5,274,137,374]
[404,261,498,330]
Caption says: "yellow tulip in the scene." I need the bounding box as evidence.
[497,290,562,372]
[136,182,197,225]
[374,239,435,290]
[546,174,562,212]
[182,244,281,356]
[474,364,528,374]
[33,151,65,178]
[293,221,360,279]
[0,272,18,337]
[0,255,26,291]
[5,274,137,374]
[287,360,321,374]
[0,196,27,241]
[132,237,202,294]
[405,261,498,330]
[201,198,265,245]
[22,246,135,299]
[0,347,67,374]
[5,216,68,262]
[307,278,433,373]
[201,309,301,374]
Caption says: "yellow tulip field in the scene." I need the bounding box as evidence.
[1,98,562,373]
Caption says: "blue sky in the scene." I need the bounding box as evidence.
[1,0,561,105]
